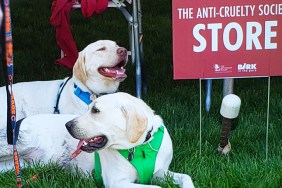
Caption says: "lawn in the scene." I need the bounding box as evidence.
[0,0,281,187]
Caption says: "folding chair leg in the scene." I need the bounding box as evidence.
[137,0,147,95]
[140,36,147,95]
[132,0,142,98]
[129,24,135,63]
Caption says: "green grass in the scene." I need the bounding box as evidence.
[1,0,282,187]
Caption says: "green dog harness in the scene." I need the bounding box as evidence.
[94,126,165,186]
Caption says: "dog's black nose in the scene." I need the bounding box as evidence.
[65,120,74,129]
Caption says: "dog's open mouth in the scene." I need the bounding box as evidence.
[98,60,127,82]
[77,136,108,153]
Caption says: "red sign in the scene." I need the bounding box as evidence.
[173,1,282,79]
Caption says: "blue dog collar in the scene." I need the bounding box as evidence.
[74,84,92,105]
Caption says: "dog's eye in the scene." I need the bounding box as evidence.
[97,47,106,51]
[91,106,100,114]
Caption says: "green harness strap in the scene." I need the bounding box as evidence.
[94,126,165,187]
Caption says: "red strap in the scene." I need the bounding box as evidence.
[80,0,108,17]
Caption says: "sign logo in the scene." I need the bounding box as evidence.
[214,64,220,72]
[214,64,232,73]
[238,63,257,73]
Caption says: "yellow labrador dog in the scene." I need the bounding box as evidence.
[0,93,194,188]
[0,40,127,125]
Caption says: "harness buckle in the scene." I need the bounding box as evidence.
[128,147,135,161]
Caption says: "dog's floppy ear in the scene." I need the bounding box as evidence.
[122,104,148,143]
[73,50,87,83]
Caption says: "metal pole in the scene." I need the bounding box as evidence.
[266,76,270,160]
[223,78,234,96]
[205,79,212,112]
[199,79,202,157]
[132,0,142,98]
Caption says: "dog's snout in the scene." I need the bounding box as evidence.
[65,120,75,130]
[117,47,127,56]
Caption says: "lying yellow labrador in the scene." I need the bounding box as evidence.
[0,92,194,187]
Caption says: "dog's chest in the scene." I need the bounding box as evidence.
[95,126,165,185]
[97,150,138,184]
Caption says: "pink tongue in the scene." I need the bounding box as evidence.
[77,139,85,150]
[104,67,126,78]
